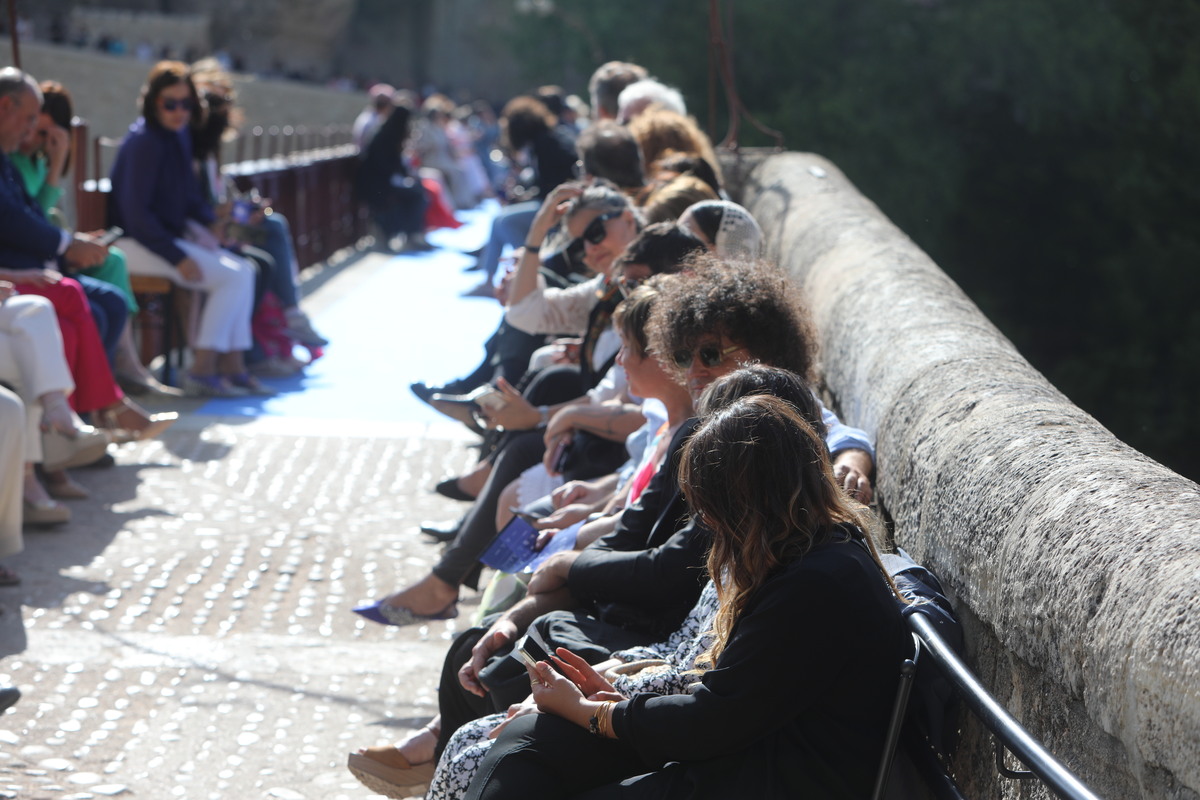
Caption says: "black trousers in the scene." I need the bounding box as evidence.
[436,611,657,757]
[432,366,589,589]
[463,713,689,800]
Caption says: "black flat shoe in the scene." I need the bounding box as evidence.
[419,518,462,543]
[434,478,476,502]
[410,382,437,404]
[0,686,20,714]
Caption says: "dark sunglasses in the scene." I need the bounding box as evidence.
[582,210,622,246]
[160,97,194,112]
[672,343,742,369]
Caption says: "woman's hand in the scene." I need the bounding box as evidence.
[478,377,540,431]
[536,503,591,530]
[487,697,541,739]
[551,479,602,509]
[175,257,203,283]
[831,449,874,504]
[542,431,571,474]
[528,183,583,245]
[550,647,618,698]
[533,528,558,551]
[43,124,70,183]
[0,281,15,303]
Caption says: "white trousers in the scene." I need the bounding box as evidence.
[0,294,75,463]
[116,236,255,353]
[0,386,25,559]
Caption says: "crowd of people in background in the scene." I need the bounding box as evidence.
[0,49,949,798]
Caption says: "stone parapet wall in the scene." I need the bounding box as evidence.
[735,152,1200,799]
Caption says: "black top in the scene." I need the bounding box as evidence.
[568,419,709,638]
[611,527,907,799]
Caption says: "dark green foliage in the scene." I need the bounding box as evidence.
[505,0,1200,480]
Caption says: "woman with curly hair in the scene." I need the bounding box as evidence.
[648,253,875,501]
[461,391,906,800]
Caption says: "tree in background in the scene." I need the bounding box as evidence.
[507,0,1200,480]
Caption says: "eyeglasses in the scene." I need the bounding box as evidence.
[671,343,743,369]
[581,210,622,246]
[159,97,194,112]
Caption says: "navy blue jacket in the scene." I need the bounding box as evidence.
[109,118,213,266]
[0,151,64,270]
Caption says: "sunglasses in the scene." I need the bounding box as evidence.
[582,210,622,246]
[671,343,743,369]
[159,97,194,112]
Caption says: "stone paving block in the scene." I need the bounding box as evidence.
[0,421,486,799]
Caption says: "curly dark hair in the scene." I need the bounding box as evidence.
[647,254,816,381]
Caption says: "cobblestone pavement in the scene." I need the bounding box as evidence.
[0,254,491,799]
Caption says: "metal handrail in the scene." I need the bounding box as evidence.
[907,611,1103,800]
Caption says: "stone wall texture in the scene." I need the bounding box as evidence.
[736,152,1200,800]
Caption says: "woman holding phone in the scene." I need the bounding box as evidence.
[463,392,907,800]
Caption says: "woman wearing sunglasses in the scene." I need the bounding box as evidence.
[647,255,876,503]
[109,61,260,397]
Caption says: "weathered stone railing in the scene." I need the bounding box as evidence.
[727,151,1200,799]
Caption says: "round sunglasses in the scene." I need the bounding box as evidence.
[671,343,742,369]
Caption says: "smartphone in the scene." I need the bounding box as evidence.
[473,387,508,412]
[96,226,123,246]
[515,626,561,674]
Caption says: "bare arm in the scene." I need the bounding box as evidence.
[507,184,582,307]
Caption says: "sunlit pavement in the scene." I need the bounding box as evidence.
[0,209,504,799]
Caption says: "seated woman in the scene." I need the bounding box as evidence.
[188,59,328,365]
[464,391,906,800]
[109,60,261,398]
[358,100,430,253]
[11,79,181,398]
[0,284,109,530]
[470,95,578,290]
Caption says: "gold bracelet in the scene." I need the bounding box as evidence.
[600,701,615,738]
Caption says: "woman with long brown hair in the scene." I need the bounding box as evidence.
[460,392,907,800]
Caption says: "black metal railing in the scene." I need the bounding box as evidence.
[906,611,1104,800]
